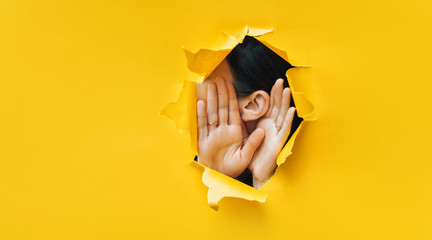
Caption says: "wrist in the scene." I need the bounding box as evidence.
[197,155,214,169]
[250,161,277,189]
[252,175,269,189]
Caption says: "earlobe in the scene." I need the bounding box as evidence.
[239,90,270,121]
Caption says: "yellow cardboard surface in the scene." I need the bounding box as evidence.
[1,0,432,239]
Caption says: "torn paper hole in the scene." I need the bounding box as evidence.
[161,25,315,210]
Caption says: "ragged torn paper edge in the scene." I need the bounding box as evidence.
[161,25,315,210]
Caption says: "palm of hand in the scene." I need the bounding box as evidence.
[198,124,245,177]
[248,79,296,185]
[197,78,265,178]
[248,117,282,182]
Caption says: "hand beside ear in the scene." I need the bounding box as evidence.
[248,79,296,189]
[197,77,265,178]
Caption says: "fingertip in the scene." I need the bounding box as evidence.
[289,107,296,113]
[277,78,284,85]
[197,99,204,107]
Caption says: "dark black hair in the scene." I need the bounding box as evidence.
[226,36,292,97]
[226,36,303,186]
[226,35,302,139]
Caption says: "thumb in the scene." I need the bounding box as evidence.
[241,128,265,164]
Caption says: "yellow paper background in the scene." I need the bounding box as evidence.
[1,0,432,239]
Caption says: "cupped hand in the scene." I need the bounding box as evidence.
[197,77,265,178]
[248,78,296,188]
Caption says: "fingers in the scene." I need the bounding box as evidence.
[280,107,296,139]
[240,128,265,166]
[276,87,291,129]
[215,77,229,125]
[270,79,284,120]
[266,81,276,118]
[207,82,218,132]
[197,100,208,142]
[206,78,240,131]
[227,81,241,126]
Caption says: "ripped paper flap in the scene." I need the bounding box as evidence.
[161,25,315,209]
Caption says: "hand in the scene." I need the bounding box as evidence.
[248,79,296,189]
[197,77,265,178]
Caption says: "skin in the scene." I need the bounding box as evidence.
[197,78,265,178]
[249,79,296,188]
[197,60,296,188]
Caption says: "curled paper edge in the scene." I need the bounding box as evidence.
[161,25,315,209]
[197,162,267,211]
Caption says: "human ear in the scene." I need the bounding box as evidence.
[238,90,270,121]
